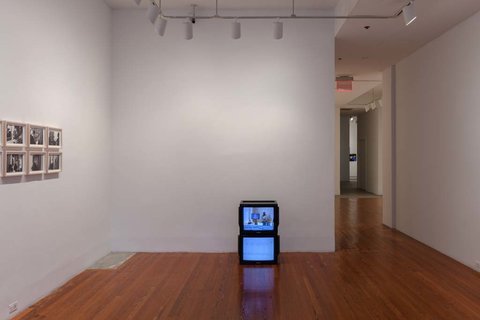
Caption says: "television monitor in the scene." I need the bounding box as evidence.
[239,200,279,235]
[239,235,279,265]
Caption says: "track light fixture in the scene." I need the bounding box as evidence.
[361,99,382,112]
[155,17,168,36]
[147,2,160,24]
[145,1,415,40]
[369,89,376,110]
[402,1,417,26]
[182,4,196,40]
[232,19,241,40]
[356,88,382,112]
[184,20,193,40]
[273,20,283,40]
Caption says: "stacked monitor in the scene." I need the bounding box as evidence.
[238,200,279,264]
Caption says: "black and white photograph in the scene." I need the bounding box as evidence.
[47,153,62,173]
[5,152,25,176]
[6,122,26,147]
[28,152,46,175]
[48,128,62,148]
[0,121,3,146]
[29,125,46,147]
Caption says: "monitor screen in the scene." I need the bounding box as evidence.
[242,237,275,261]
[243,207,275,231]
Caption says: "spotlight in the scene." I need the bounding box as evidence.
[134,0,141,5]
[147,3,160,24]
[155,17,168,36]
[273,20,283,40]
[184,20,193,40]
[232,20,241,40]
[403,1,416,26]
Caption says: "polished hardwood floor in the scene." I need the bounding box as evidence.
[16,197,480,319]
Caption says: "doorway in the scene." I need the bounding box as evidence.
[337,86,383,198]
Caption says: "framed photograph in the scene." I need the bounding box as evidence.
[28,124,47,148]
[28,151,46,175]
[5,122,26,147]
[0,150,3,177]
[0,121,4,146]
[47,152,62,173]
[47,128,62,148]
[4,151,26,176]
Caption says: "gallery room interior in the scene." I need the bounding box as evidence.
[1,0,480,319]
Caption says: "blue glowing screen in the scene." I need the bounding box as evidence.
[242,237,275,261]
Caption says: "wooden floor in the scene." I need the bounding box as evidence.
[16,197,480,319]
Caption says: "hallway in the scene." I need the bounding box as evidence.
[16,198,480,320]
[339,181,380,198]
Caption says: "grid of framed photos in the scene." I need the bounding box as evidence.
[0,121,62,177]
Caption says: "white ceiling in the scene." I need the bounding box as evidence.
[336,0,480,76]
[335,0,480,107]
[104,0,480,107]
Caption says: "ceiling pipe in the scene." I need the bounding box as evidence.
[158,0,409,21]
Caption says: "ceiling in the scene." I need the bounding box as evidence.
[105,0,480,108]
[335,0,480,107]
[336,0,480,77]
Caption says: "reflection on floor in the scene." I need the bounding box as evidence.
[88,252,135,270]
[340,180,380,198]
[241,267,276,318]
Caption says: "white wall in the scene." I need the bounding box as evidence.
[340,116,350,181]
[357,108,383,195]
[396,10,480,269]
[111,10,335,252]
[349,117,357,178]
[0,1,112,318]
[335,109,341,195]
[382,66,395,227]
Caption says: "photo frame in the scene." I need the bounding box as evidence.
[0,150,3,177]
[46,152,62,174]
[47,127,62,149]
[4,151,26,177]
[5,121,26,147]
[0,121,4,147]
[28,151,46,175]
[28,124,47,148]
